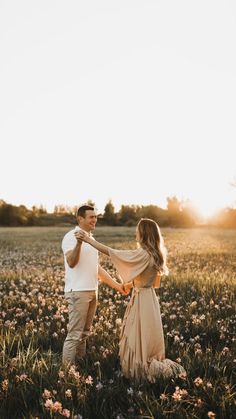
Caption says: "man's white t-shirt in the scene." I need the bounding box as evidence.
[61,227,98,292]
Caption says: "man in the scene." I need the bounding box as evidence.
[62,204,125,365]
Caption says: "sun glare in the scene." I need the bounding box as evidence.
[194,201,222,221]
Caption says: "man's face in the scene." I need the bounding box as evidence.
[78,210,97,232]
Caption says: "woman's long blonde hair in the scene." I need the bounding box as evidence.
[137,218,168,275]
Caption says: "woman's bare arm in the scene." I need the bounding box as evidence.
[98,265,128,294]
[75,231,110,256]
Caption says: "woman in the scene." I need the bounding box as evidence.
[76,218,186,382]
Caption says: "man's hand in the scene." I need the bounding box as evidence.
[116,282,130,296]
[123,282,133,294]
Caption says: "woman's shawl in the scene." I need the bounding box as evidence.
[108,247,150,284]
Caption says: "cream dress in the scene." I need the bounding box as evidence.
[109,247,186,382]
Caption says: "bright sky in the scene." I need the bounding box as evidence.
[1,0,236,217]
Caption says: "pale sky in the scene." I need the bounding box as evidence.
[1,0,236,217]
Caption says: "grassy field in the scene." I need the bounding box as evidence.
[0,226,235,419]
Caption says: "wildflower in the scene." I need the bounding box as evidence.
[20,373,28,381]
[2,379,9,391]
[115,318,122,326]
[194,377,203,387]
[96,382,103,391]
[85,375,93,385]
[194,398,203,407]
[65,389,72,398]
[52,401,62,412]
[42,389,52,399]
[207,412,216,418]
[16,373,30,382]
[172,389,181,401]
[172,386,188,401]
[160,393,168,400]
[68,366,80,381]
[206,382,213,389]
[62,409,71,418]
[58,370,65,379]
[44,399,54,410]
[127,387,133,395]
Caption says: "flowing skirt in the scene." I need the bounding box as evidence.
[119,287,186,382]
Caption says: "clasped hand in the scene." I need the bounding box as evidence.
[75,230,89,242]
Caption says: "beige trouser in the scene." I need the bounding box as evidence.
[62,290,97,365]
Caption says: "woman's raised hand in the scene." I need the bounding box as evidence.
[75,230,89,242]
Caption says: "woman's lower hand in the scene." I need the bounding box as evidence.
[123,282,133,293]
[116,283,129,295]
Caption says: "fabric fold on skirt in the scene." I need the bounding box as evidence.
[119,287,186,382]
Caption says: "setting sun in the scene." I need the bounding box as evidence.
[194,201,221,221]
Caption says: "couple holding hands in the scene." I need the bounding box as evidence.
[61,205,185,382]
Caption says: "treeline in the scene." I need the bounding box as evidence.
[101,198,198,227]
[0,201,74,227]
[0,198,236,228]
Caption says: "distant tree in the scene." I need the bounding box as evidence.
[38,205,47,215]
[54,205,68,214]
[54,205,77,214]
[103,200,117,225]
[32,205,45,216]
[137,205,168,226]
[211,208,236,228]
[118,205,138,226]
[167,196,196,227]
[0,203,16,225]
[0,202,30,226]
[87,199,96,207]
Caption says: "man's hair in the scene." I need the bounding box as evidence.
[77,205,94,218]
